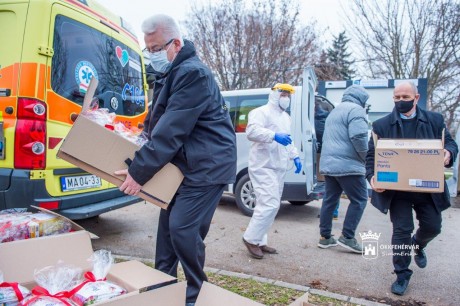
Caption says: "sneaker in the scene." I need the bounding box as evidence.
[391,278,410,296]
[338,235,363,253]
[318,236,338,249]
[412,237,427,268]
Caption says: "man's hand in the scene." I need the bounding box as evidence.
[114,169,142,196]
[294,157,302,174]
[443,149,451,166]
[274,133,292,146]
[370,176,385,193]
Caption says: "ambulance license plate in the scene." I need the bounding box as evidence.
[61,174,102,192]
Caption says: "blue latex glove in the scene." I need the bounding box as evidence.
[274,133,292,146]
[294,157,302,173]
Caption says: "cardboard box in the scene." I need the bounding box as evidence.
[0,208,184,305]
[195,282,264,306]
[374,136,445,192]
[57,78,183,209]
[288,292,313,306]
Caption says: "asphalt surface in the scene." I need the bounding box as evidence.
[78,195,460,306]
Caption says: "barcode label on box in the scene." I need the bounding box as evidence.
[409,179,440,189]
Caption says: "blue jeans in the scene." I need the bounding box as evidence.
[319,175,368,239]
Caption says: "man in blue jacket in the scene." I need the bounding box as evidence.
[366,81,458,296]
[115,14,236,306]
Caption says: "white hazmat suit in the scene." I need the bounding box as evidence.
[243,90,299,246]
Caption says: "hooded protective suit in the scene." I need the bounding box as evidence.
[243,90,299,246]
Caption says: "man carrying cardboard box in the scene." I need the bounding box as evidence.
[114,14,236,306]
[366,81,458,296]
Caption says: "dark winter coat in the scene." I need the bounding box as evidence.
[365,106,458,214]
[129,40,237,187]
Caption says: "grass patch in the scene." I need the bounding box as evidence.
[114,257,358,305]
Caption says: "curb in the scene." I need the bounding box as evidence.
[113,254,388,306]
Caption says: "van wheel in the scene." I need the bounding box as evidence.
[235,174,256,217]
[289,201,309,206]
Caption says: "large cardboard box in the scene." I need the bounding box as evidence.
[0,209,185,305]
[374,136,445,192]
[57,79,183,209]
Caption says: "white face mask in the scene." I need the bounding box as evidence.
[149,43,174,74]
[279,97,290,110]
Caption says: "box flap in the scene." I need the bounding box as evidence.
[108,260,176,291]
[82,77,98,113]
[372,131,378,147]
[196,282,264,306]
[288,292,310,306]
[0,231,93,283]
[97,281,186,305]
[30,205,98,239]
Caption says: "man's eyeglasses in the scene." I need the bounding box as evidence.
[143,38,174,55]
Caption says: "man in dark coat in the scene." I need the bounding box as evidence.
[115,14,236,306]
[366,81,458,296]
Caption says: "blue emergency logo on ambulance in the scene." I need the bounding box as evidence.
[75,61,99,93]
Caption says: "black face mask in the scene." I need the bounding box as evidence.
[395,100,414,113]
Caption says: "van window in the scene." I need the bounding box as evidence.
[223,96,237,128]
[51,15,145,116]
[235,95,267,132]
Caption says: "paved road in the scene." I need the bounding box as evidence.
[78,195,460,306]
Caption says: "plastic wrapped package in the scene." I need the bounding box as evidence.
[0,213,72,243]
[19,263,82,306]
[26,213,72,238]
[0,270,31,305]
[71,250,127,306]
[0,213,32,243]
[81,109,115,127]
[113,123,147,146]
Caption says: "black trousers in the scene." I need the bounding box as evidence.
[155,184,225,303]
[389,192,442,280]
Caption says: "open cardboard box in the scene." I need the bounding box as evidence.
[0,207,185,305]
[57,78,183,209]
[373,132,445,192]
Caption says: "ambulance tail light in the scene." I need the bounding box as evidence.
[14,98,47,169]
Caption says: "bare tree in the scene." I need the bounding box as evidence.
[345,0,460,131]
[183,0,320,90]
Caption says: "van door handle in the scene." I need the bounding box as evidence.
[0,88,11,97]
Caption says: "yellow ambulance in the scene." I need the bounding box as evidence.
[0,0,148,218]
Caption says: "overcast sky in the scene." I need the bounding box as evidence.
[96,0,347,48]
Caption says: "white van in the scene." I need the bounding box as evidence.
[222,68,334,216]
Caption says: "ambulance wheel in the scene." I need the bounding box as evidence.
[235,174,256,217]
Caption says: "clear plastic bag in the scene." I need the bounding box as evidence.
[71,250,127,306]
[0,212,72,243]
[81,108,116,127]
[20,263,82,306]
[0,270,31,305]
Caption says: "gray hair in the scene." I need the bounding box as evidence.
[141,14,184,46]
